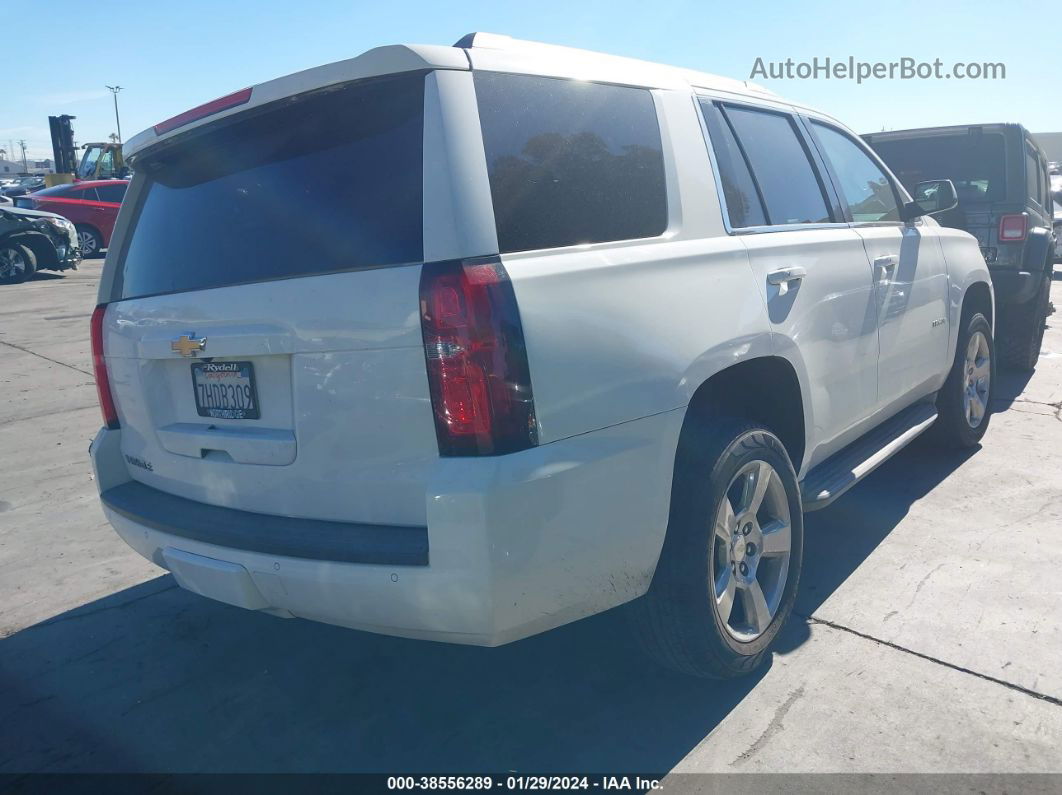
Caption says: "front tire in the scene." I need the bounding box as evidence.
[630,418,803,678]
[0,243,35,284]
[75,225,103,259]
[931,311,993,448]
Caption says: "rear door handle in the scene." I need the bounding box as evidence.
[767,266,807,296]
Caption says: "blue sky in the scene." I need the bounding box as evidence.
[4,0,1054,162]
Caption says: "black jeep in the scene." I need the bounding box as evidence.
[865,124,1055,371]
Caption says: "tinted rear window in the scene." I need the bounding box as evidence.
[868,133,1006,205]
[114,72,424,300]
[722,106,832,225]
[96,183,127,203]
[474,72,667,253]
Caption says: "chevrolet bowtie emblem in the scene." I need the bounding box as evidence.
[171,335,208,357]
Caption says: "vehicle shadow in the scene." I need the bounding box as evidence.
[0,439,983,775]
[27,271,66,282]
[1,575,767,774]
[991,367,1036,412]
[781,434,979,639]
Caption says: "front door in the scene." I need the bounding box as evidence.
[805,119,949,410]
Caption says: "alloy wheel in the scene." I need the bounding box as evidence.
[77,231,98,255]
[963,330,991,428]
[710,459,792,642]
[0,246,27,280]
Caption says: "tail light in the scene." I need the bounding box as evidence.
[999,214,1028,242]
[419,257,537,456]
[90,305,120,429]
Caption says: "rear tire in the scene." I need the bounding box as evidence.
[75,225,103,259]
[629,417,803,678]
[999,273,1049,372]
[0,242,35,284]
[931,311,993,448]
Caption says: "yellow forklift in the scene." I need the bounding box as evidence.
[45,115,130,186]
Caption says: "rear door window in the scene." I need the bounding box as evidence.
[474,72,667,253]
[810,122,901,223]
[96,184,126,203]
[721,105,832,225]
[76,187,100,202]
[114,72,425,300]
[1027,148,1042,206]
[698,100,767,228]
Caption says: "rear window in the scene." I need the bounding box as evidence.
[868,132,1006,205]
[474,72,667,253]
[114,72,425,300]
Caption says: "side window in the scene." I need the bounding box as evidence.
[474,72,667,253]
[722,105,832,225]
[811,122,901,223]
[76,187,100,202]
[96,184,126,203]
[1026,149,1041,206]
[699,100,766,228]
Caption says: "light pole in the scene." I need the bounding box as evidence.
[106,85,123,144]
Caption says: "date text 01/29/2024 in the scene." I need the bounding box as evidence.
[385,776,663,791]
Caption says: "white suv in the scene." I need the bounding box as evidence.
[90,34,994,677]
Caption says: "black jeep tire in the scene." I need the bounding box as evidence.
[931,311,993,448]
[629,417,803,678]
[999,272,1050,372]
[0,242,36,284]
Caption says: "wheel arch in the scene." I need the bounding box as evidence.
[962,280,993,327]
[4,231,57,269]
[682,355,808,475]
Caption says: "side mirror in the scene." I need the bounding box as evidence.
[903,179,958,221]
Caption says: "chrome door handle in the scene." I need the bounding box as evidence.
[873,255,898,280]
[767,266,807,296]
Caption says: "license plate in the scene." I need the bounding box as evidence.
[191,361,260,420]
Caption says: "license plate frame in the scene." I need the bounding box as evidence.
[191,361,261,420]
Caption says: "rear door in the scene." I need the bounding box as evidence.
[806,119,950,406]
[90,182,126,245]
[100,71,441,527]
[699,99,880,464]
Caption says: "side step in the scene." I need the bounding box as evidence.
[800,402,938,512]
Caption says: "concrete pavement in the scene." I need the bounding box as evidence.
[1,261,1060,774]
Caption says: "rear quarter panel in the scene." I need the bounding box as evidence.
[498,89,774,445]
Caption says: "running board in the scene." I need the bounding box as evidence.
[800,403,938,512]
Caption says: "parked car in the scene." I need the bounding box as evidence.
[89,34,993,678]
[0,205,81,284]
[1,175,45,198]
[15,179,128,258]
[865,124,1054,371]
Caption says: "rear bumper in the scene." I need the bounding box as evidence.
[91,408,683,646]
[101,480,429,565]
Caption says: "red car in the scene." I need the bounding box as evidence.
[14,180,128,258]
